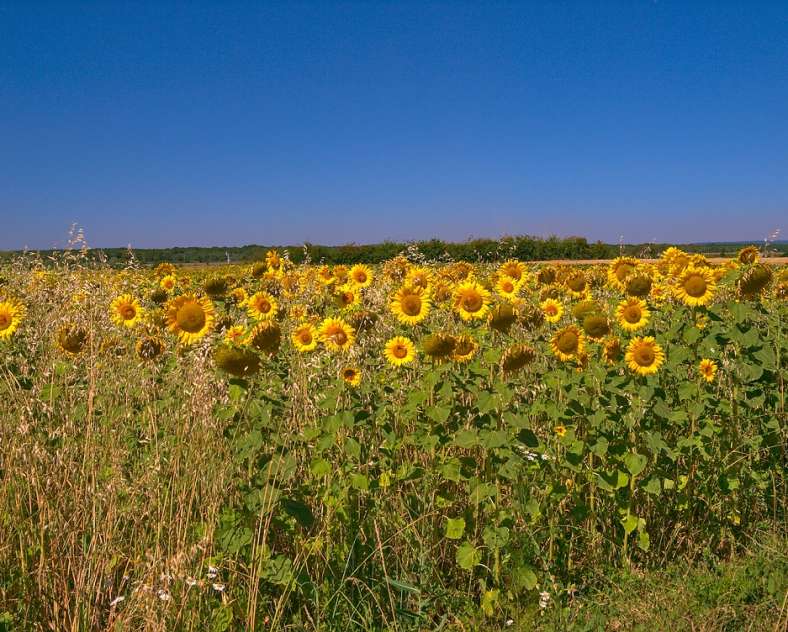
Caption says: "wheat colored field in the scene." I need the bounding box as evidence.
[0,245,786,631]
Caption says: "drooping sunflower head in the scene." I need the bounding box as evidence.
[540,298,564,324]
[737,264,772,298]
[136,335,165,361]
[625,336,665,376]
[165,294,215,345]
[675,266,716,307]
[382,255,410,282]
[452,281,491,321]
[699,358,718,383]
[501,343,536,373]
[564,271,587,297]
[625,273,653,298]
[150,287,169,304]
[340,366,362,386]
[391,285,431,325]
[214,345,261,377]
[536,266,557,286]
[348,264,373,288]
[57,324,88,355]
[737,246,760,265]
[349,309,378,333]
[616,297,650,332]
[318,318,355,352]
[203,276,229,299]
[451,334,479,363]
[571,300,601,322]
[607,257,639,291]
[291,323,318,352]
[602,336,622,365]
[246,291,278,320]
[384,335,416,366]
[550,325,585,362]
[110,294,144,328]
[247,321,281,355]
[0,298,26,340]
[582,313,610,339]
[422,332,457,361]
[488,303,517,333]
[518,305,545,330]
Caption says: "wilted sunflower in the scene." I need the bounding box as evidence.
[737,264,772,298]
[453,281,491,321]
[165,294,215,345]
[246,291,278,320]
[607,257,639,291]
[625,273,652,298]
[536,266,557,286]
[625,336,665,376]
[564,271,588,298]
[452,334,479,363]
[154,262,176,278]
[550,325,585,362]
[109,294,144,329]
[384,335,416,366]
[57,325,87,355]
[602,336,622,365]
[737,246,760,265]
[150,287,168,304]
[251,262,268,279]
[501,343,536,372]
[0,298,26,340]
[615,297,650,332]
[488,303,517,333]
[318,318,355,352]
[675,266,716,307]
[582,313,610,339]
[340,366,362,386]
[203,276,228,299]
[540,298,563,324]
[348,264,373,288]
[699,358,718,383]
[519,305,545,330]
[391,286,431,325]
[422,332,457,361]
[214,345,261,377]
[495,275,520,300]
[291,323,318,352]
[229,287,248,305]
[571,300,600,322]
[159,274,177,293]
[247,321,281,354]
[136,335,165,361]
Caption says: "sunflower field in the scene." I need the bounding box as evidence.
[0,245,786,630]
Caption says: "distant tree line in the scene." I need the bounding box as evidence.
[1,235,785,267]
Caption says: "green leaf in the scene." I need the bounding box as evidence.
[597,469,629,492]
[261,555,293,586]
[456,541,482,571]
[350,473,369,491]
[621,514,638,534]
[444,517,466,540]
[623,452,647,478]
[454,429,479,449]
[511,563,538,591]
[310,458,331,477]
[280,498,314,529]
[483,525,510,549]
[479,429,508,449]
[637,529,651,551]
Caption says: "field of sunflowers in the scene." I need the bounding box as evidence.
[0,244,786,630]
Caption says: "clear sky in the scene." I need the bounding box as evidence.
[2,1,787,250]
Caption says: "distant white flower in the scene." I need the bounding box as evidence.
[186,577,198,587]
[207,566,218,579]
[109,596,125,607]
[212,583,226,592]
[157,589,171,602]
[539,590,550,609]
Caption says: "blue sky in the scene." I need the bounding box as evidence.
[2,1,787,249]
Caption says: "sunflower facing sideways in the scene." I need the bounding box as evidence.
[625,336,665,376]
[0,298,26,340]
[451,334,479,363]
[550,325,585,362]
[390,285,431,325]
[384,335,416,366]
[246,291,278,320]
[615,297,650,332]
[318,318,355,352]
[165,294,215,345]
[291,323,318,352]
[675,266,716,307]
[452,281,491,321]
[109,294,144,328]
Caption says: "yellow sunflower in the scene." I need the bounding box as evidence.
[246,291,278,320]
[318,317,355,352]
[615,297,650,332]
[498,259,526,282]
[291,323,318,352]
[224,325,246,344]
[348,264,373,288]
[607,257,639,291]
[109,294,144,328]
[0,299,26,340]
[452,281,491,321]
[335,285,361,310]
[451,334,479,363]
[404,266,433,292]
[159,274,177,293]
[317,265,335,286]
[540,298,564,324]
[737,246,760,265]
[384,335,416,366]
[550,325,585,362]
[602,336,622,365]
[165,294,215,345]
[699,358,718,382]
[340,366,362,386]
[625,336,665,376]
[229,287,248,305]
[495,275,521,299]
[674,266,716,307]
[390,286,431,325]
[564,271,588,298]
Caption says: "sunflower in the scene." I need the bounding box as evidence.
[564,271,588,298]
[159,274,177,293]
[571,300,600,322]
[737,264,772,298]
[615,298,650,332]
[384,336,416,366]
[154,262,176,278]
[0,299,26,340]
[582,313,610,339]
[495,275,520,300]
[625,273,652,298]
[335,285,361,310]
[737,246,760,265]
[404,266,433,292]
[550,325,585,362]
[498,259,526,283]
[452,334,479,363]
[224,325,246,345]
[246,291,278,320]
[165,294,215,345]
[453,281,491,321]
[109,294,144,328]
[317,265,335,286]
[625,336,665,376]
[540,298,563,324]
[265,249,283,274]
[554,425,567,438]
[229,287,248,305]
[348,264,373,288]
[57,325,87,355]
[318,318,355,352]
[136,335,165,361]
[391,286,431,325]
[536,266,557,286]
[699,358,718,383]
[422,333,457,361]
[291,323,318,352]
[675,266,716,307]
[247,321,281,354]
[501,343,536,373]
[488,303,517,332]
[602,336,622,364]
[607,257,639,291]
[203,276,228,299]
[214,345,261,377]
[340,366,362,386]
